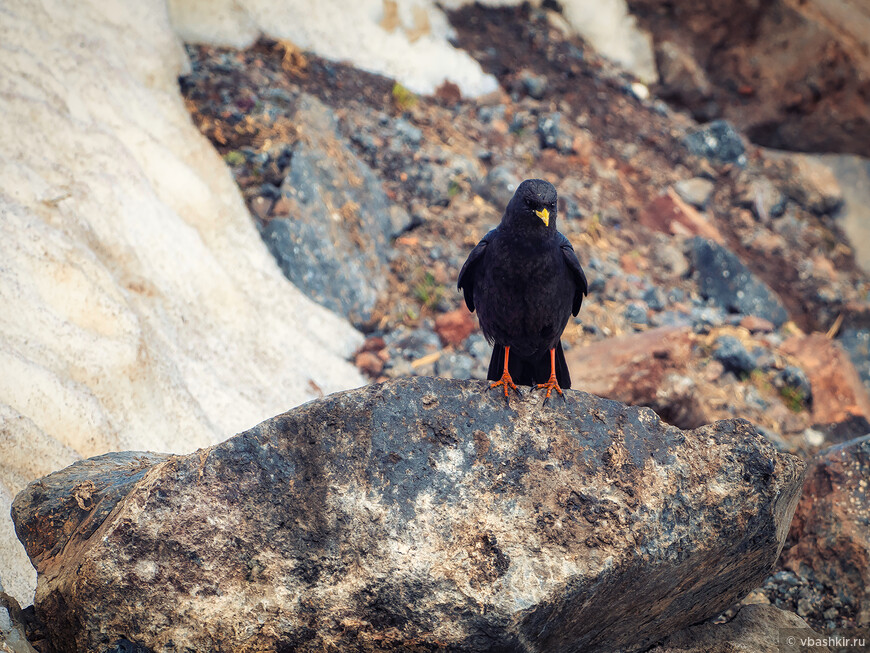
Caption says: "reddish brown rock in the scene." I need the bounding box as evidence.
[434,307,475,346]
[784,435,870,627]
[630,0,870,157]
[567,326,708,429]
[639,189,724,244]
[781,333,870,426]
[355,350,384,376]
[739,316,776,333]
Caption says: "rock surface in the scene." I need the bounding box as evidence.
[690,237,789,327]
[566,326,708,429]
[781,334,870,428]
[259,93,396,324]
[784,435,870,629]
[13,377,805,653]
[0,0,365,604]
[647,603,830,653]
[631,0,870,157]
[0,589,37,653]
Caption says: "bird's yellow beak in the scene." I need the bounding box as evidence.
[535,208,550,227]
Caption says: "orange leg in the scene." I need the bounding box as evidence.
[537,348,564,399]
[490,346,520,398]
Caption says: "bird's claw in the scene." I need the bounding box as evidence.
[536,376,564,403]
[490,372,520,400]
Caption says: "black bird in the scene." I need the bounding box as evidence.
[458,179,587,399]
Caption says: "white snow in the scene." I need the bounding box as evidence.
[169,0,657,96]
[0,0,364,605]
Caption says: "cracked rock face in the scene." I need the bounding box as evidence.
[12,377,805,653]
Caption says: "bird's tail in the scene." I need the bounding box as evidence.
[487,342,571,389]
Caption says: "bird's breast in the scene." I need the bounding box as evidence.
[475,235,574,355]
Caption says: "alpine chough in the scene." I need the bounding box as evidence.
[458,179,588,399]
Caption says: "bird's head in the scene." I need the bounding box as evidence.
[505,179,558,230]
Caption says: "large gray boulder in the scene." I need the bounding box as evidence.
[258,94,401,325]
[12,377,805,653]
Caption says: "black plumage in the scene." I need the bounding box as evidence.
[457,179,588,398]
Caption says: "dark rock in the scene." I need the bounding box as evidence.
[683,120,746,166]
[839,326,870,390]
[12,378,804,653]
[713,335,757,376]
[774,366,813,404]
[258,94,396,324]
[537,112,572,153]
[643,287,667,312]
[624,301,649,325]
[690,237,789,327]
[783,435,870,632]
[519,70,548,100]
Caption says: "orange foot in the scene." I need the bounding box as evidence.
[490,371,520,398]
[536,375,564,401]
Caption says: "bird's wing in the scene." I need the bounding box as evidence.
[457,228,498,313]
[558,232,588,316]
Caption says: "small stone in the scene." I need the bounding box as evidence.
[673,178,715,210]
[780,153,843,216]
[466,333,490,361]
[713,335,757,376]
[250,195,272,220]
[392,118,422,148]
[643,287,667,312]
[480,165,522,209]
[624,302,649,325]
[640,190,723,242]
[739,316,775,333]
[652,242,690,278]
[519,70,548,100]
[434,308,475,347]
[802,428,825,448]
[683,120,746,166]
[629,82,650,101]
[781,333,870,426]
[774,366,812,403]
[742,177,786,222]
[655,40,713,106]
[537,112,572,153]
[361,336,386,352]
[435,352,474,380]
[692,306,726,333]
[355,351,384,377]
